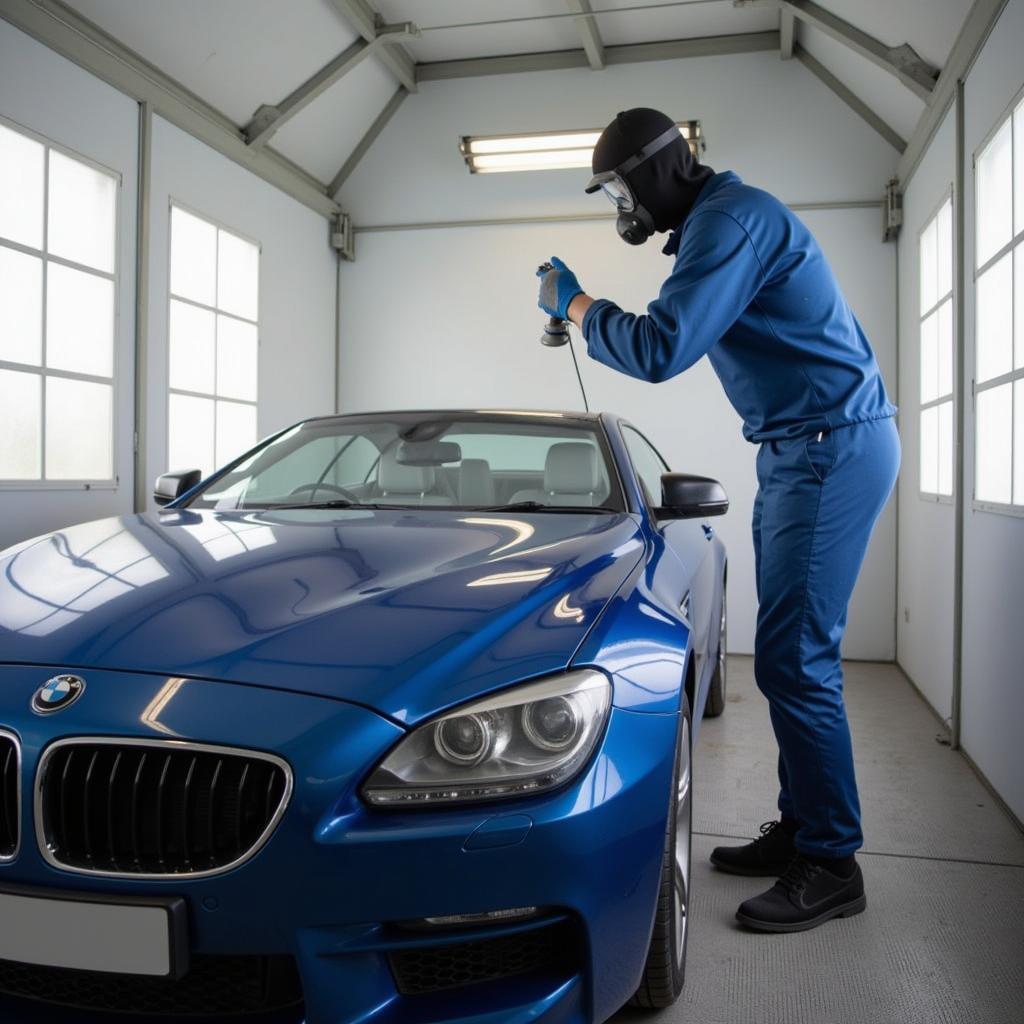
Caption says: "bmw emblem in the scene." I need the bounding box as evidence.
[32,675,86,714]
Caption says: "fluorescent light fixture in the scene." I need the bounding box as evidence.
[460,121,704,175]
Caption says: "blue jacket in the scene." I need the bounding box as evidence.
[581,171,896,443]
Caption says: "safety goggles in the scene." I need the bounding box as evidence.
[584,124,683,209]
[585,171,637,211]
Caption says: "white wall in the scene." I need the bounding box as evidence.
[338,53,900,659]
[0,21,138,551]
[339,207,896,659]
[896,107,957,721]
[892,0,1024,823]
[959,0,1024,822]
[340,49,898,225]
[144,116,337,498]
[0,24,340,548]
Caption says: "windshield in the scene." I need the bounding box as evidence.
[181,413,625,512]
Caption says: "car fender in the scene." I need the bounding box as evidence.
[571,535,692,716]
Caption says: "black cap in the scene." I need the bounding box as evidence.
[592,108,680,174]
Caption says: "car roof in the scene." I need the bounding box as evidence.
[299,409,606,425]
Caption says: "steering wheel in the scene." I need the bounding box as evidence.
[288,482,361,502]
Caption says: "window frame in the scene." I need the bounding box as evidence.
[179,413,628,512]
[0,114,121,491]
[166,198,261,479]
[917,186,956,505]
[621,423,671,512]
[971,84,1024,517]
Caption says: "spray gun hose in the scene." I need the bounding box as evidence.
[537,262,590,412]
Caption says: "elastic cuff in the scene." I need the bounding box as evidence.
[580,297,610,338]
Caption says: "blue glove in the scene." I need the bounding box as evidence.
[537,257,584,320]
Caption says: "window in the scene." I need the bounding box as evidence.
[168,205,259,479]
[919,194,954,498]
[974,94,1024,508]
[0,119,118,483]
[183,414,624,511]
[623,426,670,506]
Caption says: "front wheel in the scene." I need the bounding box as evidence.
[630,693,692,1010]
[704,574,728,718]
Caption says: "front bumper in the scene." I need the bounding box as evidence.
[0,666,678,1024]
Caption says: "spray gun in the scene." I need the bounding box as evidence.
[537,263,570,346]
[537,262,590,411]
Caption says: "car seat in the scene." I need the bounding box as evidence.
[458,459,496,506]
[509,442,604,507]
[377,449,452,505]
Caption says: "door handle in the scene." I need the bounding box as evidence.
[702,524,715,540]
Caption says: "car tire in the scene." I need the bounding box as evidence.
[629,692,693,1010]
[703,574,727,718]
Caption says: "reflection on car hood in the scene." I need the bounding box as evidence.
[0,509,643,724]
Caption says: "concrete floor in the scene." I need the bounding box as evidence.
[611,657,1024,1024]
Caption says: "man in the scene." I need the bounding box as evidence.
[537,107,899,934]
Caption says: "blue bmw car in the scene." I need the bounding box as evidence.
[0,409,728,1024]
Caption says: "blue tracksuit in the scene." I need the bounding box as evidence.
[582,171,900,857]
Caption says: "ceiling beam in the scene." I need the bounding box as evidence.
[780,1,938,101]
[897,0,1009,185]
[779,9,795,60]
[795,44,906,153]
[0,0,338,217]
[328,0,418,93]
[245,38,376,149]
[417,31,780,82]
[354,200,883,235]
[565,0,605,70]
[328,86,407,198]
[244,24,415,149]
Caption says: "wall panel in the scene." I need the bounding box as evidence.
[340,205,897,658]
[0,20,137,550]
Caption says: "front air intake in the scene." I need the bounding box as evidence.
[37,739,291,877]
[0,732,19,860]
[389,918,576,996]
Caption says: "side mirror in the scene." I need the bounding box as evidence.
[656,473,729,519]
[154,469,202,507]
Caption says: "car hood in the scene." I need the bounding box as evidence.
[0,509,643,724]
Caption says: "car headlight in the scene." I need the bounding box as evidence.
[362,669,611,807]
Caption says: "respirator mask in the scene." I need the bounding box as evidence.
[585,125,683,246]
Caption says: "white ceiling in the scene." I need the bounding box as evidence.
[799,0,975,69]
[583,3,778,47]
[797,23,927,142]
[67,0,360,125]
[59,0,978,195]
[271,57,399,182]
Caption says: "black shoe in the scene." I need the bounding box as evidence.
[710,820,797,876]
[735,854,867,933]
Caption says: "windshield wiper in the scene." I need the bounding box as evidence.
[475,501,618,514]
[262,500,397,510]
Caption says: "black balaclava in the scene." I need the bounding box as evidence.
[592,107,714,238]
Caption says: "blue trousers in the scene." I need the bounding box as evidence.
[752,416,900,858]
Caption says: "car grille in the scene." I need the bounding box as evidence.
[0,953,303,1017]
[389,919,574,996]
[0,732,18,859]
[37,739,290,876]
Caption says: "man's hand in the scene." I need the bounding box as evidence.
[537,257,584,320]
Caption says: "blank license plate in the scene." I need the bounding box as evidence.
[0,887,186,977]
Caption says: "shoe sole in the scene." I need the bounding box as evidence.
[735,894,867,933]
[709,853,790,877]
